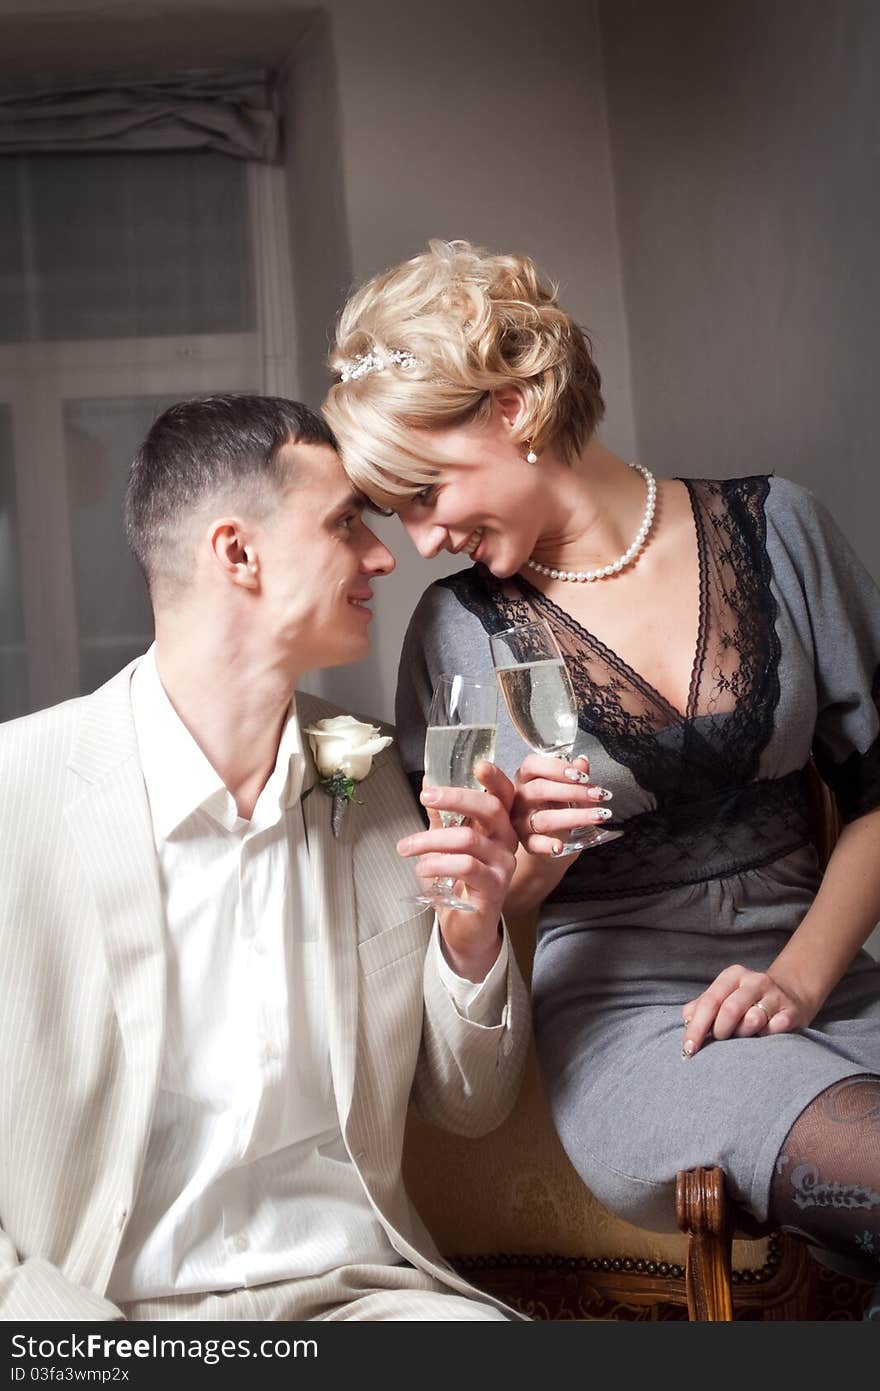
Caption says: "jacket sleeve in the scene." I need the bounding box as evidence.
[410,926,530,1138]
[0,1232,123,1321]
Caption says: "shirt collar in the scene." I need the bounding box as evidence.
[130,645,306,841]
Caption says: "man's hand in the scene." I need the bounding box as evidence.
[396,761,518,982]
[681,964,816,1058]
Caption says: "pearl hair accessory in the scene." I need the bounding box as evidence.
[338,349,421,383]
[524,461,657,582]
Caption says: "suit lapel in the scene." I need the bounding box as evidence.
[64,663,166,1129]
[298,694,359,1131]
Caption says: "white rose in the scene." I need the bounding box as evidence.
[305,715,393,781]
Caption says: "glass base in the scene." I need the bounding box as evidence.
[556,826,625,856]
[403,892,480,914]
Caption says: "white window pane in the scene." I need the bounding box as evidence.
[0,404,29,719]
[64,395,167,694]
[2,150,255,343]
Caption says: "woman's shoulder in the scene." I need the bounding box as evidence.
[407,565,491,622]
[403,564,493,649]
[682,471,830,531]
[679,473,852,574]
[756,474,872,595]
[761,473,847,547]
[763,472,824,515]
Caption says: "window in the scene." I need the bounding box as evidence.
[0,149,294,717]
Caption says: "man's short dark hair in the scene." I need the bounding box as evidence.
[124,394,336,601]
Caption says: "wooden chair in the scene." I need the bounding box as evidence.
[402,761,842,1321]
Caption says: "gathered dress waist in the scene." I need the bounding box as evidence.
[546,767,817,903]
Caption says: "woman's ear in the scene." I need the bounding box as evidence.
[491,385,529,433]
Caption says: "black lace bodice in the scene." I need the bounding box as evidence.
[439,476,808,900]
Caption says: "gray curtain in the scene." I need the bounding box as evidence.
[0,69,280,160]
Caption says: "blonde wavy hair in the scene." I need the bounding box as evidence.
[323,239,604,506]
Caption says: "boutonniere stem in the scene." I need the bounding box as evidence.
[320,770,362,836]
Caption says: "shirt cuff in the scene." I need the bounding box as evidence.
[431,916,510,1026]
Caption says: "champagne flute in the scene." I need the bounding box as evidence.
[490,619,623,856]
[408,673,498,913]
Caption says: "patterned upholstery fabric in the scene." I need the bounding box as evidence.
[403,912,770,1273]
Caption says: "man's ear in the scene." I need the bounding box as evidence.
[491,386,529,433]
[209,519,260,589]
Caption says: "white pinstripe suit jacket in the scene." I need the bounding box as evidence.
[0,661,530,1321]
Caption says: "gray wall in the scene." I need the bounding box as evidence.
[600,0,879,580]
[288,0,635,718]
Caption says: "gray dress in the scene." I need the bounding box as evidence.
[395,475,880,1231]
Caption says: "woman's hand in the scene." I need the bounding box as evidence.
[396,761,518,981]
[510,752,614,856]
[681,965,817,1058]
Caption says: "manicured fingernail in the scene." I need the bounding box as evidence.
[589,787,613,801]
[564,768,591,783]
[397,837,412,855]
[683,1017,692,1027]
[421,789,439,805]
[551,841,564,857]
[681,1041,694,1058]
[594,807,613,820]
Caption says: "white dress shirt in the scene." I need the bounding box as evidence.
[107,648,508,1301]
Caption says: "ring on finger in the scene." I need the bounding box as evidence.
[753,1001,772,1026]
[528,810,541,835]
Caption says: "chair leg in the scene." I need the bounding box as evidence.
[675,1166,734,1321]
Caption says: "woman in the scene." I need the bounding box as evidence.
[323,239,880,1295]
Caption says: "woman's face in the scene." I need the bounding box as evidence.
[394,412,545,579]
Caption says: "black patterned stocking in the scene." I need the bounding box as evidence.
[768,1076,880,1312]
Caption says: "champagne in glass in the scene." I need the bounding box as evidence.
[490,620,623,855]
[424,723,498,819]
[494,657,578,756]
[408,674,498,913]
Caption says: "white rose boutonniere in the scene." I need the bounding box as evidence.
[304,715,394,836]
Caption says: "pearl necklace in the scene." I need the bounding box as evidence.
[524,461,657,582]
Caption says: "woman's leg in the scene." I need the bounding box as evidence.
[767,1075,880,1314]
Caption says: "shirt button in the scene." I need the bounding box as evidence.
[114,1204,128,1230]
[231,1233,249,1254]
[261,1043,280,1065]
[253,937,267,956]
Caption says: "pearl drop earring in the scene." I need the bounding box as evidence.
[525,444,538,464]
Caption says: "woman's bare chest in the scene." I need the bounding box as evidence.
[542,509,704,718]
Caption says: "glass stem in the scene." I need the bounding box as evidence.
[436,810,465,892]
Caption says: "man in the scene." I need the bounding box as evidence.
[0,395,528,1321]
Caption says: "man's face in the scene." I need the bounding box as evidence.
[253,442,395,673]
